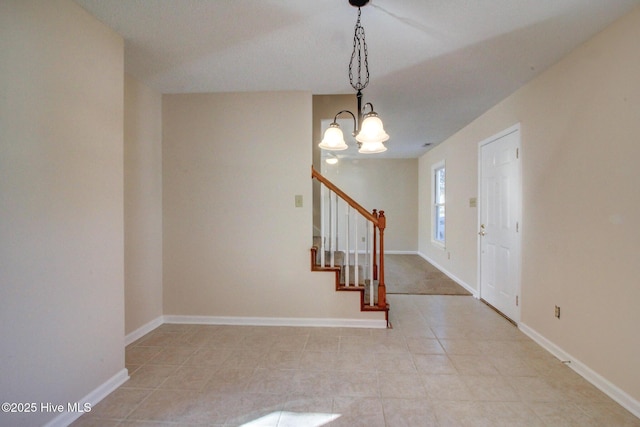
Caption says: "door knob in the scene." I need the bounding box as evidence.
[479,224,485,236]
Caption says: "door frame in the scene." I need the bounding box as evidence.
[476,123,522,323]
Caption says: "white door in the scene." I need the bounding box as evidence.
[479,126,521,322]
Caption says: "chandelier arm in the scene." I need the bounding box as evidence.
[333,110,358,136]
[362,102,375,115]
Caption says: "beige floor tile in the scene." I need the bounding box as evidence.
[439,338,484,355]
[333,351,377,372]
[333,371,379,397]
[406,337,446,354]
[299,350,338,371]
[528,401,603,426]
[70,296,640,427]
[69,417,121,426]
[375,352,416,373]
[136,331,183,347]
[413,354,458,374]
[126,363,142,376]
[382,398,439,426]
[508,376,566,402]
[480,401,546,426]
[124,364,178,389]
[245,368,297,395]
[330,397,386,427]
[422,374,474,401]
[259,349,302,370]
[182,347,233,367]
[577,401,640,426]
[147,346,198,365]
[290,370,336,397]
[378,372,425,398]
[270,334,309,351]
[304,335,340,352]
[158,365,216,391]
[119,420,214,426]
[83,387,153,419]
[394,323,437,338]
[203,368,255,394]
[434,400,489,427]
[463,375,520,401]
[222,392,285,426]
[283,396,333,413]
[450,354,500,376]
[489,354,539,377]
[125,346,164,365]
[126,389,233,424]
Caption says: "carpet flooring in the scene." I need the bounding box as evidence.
[385,254,471,295]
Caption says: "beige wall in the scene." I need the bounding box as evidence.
[322,159,419,252]
[162,92,384,322]
[419,6,640,405]
[124,74,163,334]
[0,1,125,426]
[419,139,479,290]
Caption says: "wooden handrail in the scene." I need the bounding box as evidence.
[312,165,387,312]
[312,166,382,228]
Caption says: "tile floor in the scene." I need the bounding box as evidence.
[72,295,640,426]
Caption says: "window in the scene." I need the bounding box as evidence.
[432,162,445,246]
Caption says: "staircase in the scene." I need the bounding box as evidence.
[310,166,389,325]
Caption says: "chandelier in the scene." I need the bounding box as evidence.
[319,0,389,154]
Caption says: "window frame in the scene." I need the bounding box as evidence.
[431,160,446,248]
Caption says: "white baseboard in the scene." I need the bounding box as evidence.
[519,322,640,419]
[417,252,478,297]
[163,315,387,329]
[124,315,164,346]
[386,250,419,255]
[43,368,129,427]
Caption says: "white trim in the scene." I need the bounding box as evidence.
[43,369,129,427]
[163,315,387,329]
[417,252,478,298]
[124,315,164,346]
[385,250,418,255]
[519,323,640,419]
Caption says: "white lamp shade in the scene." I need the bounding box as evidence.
[319,124,348,151]
[358,140,387,154]
[355,114,389,144]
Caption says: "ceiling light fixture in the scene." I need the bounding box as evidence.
[319,0,388,154]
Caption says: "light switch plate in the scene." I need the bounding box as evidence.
[295,195,303,208]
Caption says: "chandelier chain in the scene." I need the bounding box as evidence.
[348,7,369,92]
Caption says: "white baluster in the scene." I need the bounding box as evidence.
[354,212,359,287]
[330,190,336,267]
[345,205,350,286]
[369,221,374,306]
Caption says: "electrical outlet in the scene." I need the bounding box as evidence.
[361,237,365,242]
[447,252,451,260]
[554,305,561,319]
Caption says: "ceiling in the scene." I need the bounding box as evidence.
[75,0,639,158]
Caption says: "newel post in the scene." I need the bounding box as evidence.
[372,209,378,281]
[377,210,387,309]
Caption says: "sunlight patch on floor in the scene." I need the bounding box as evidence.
[239,411,341,427]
